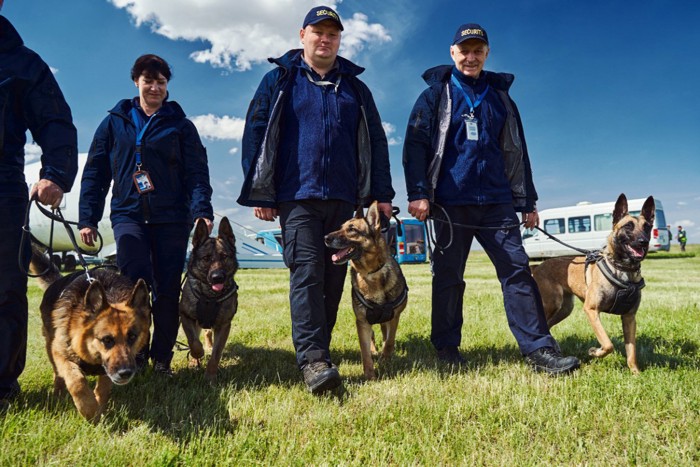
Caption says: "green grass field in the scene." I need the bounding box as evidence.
[2,245,699,465]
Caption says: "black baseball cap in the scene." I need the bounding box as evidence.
[303,6,344,31]
[452,23,488,46]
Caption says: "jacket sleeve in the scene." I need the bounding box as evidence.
[402,88,435,202]
[361,83,394,203]
[24,62,78,193]
[181,119,214,221]
[509,97,538,212]
[241,69,278,178]
[78,117,113,229]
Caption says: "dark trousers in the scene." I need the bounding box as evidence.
[431,204,556,355]
[0,197,29,398]
[279,200,354,368]
[113,222,191,366]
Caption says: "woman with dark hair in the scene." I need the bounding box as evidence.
[78,54,214,376]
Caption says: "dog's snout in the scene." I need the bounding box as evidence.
[209,270,226,284]
[117,368,134,380]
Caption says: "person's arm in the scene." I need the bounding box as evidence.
[361,84,394,206]
[403,88,436,220]
[181,119,214,225]
[78,117,113,233]
[25,60,78,203]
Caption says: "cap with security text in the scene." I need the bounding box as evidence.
[452,23,488,46]
[303,6,344,31]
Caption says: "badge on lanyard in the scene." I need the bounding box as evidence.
[133,170,154,194]
[464,115,479,141]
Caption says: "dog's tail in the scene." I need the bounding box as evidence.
[29,241,63,290]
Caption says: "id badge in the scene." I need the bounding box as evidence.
[465,118,479,141]
[133,170,155,194]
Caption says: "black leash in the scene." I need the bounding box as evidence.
[21,197,104,280]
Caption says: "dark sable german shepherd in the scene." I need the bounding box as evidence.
[179,217,238,382]
[325,201,408,380]
[533,194,655,374]
[30,244,151,422]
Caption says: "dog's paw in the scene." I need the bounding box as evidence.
[188,357,202,369]
[588,347,612,358]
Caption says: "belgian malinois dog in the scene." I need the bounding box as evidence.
[325,201,408,380]
[30,244,151,422]
[533,194,655,374]
[179,217,238,382]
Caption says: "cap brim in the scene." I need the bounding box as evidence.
[453,36,488,46]
[305,18,344,31]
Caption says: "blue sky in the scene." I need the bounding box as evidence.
[6,0,700,241]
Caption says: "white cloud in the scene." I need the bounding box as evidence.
[190,114,245,141]
[382,121,402,146]
[675,219,695,228]
[24,142,42,164]
[677,201,688,206]
[109,0,390,71]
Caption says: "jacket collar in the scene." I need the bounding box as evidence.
[0,16,24,53]
[109,98,186,121]
[421,64,514,92]
[268,48,365,77]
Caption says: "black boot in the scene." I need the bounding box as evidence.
[525,347,580,375]
[302,361,341,394]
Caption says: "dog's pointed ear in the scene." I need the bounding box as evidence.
[613,193,629,225]
[127,278,151,313]
[641,196,655,223]
[218,217,236,247]
[354,206,364,219]
[192,218,210,247]
[366,201,382,232]
[84,280,109,315]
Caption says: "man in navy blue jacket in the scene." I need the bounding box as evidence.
[0,5,78,407]
[403,23,579,375]
[238,6,394,394]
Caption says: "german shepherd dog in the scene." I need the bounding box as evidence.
[179,217,238,382]
[325,201,408,380]
[533,194,655,374]
[30,244,151,422]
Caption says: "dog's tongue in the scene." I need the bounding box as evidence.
[332,247,351,263]
[212,283,224,292]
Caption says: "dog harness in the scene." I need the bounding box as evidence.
[184,278,238,329]
[352,285,409,325]
[585,253,645,315]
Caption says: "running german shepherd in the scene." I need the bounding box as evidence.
[325,201,408,380]
[533,194,654,374]
[30,244,151,422]
[179,217,238,382]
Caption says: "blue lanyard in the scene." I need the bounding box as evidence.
[451,75,490,118]
[130,108,157,168]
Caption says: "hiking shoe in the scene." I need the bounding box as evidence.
[135,350,149,373]
[437,346,466,365]
[302,361,341,395]
[525,347,580,375]
[153,361,174,378]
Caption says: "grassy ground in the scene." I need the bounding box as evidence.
[2,245,699,465]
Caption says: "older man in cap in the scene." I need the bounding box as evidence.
[402,23,579,375]
[238,5,394,393]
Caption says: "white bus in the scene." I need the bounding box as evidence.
[522,198,671,260]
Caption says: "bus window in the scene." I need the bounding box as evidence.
[568,216,591,233]
[594,213,612,231]
[544,218,565,235]
[403,223,425,254]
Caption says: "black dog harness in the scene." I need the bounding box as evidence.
[352,286,409,325]
[184,277,238,329]
[585,253,645,315]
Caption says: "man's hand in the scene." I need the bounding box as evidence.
[30,179,64,208]
[408,199,430,222]
[522,209,539,230]
[80,227,98,247]
[376,202,393,220]
[254,207,279,222]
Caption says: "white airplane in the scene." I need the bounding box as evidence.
[24,154,284,270]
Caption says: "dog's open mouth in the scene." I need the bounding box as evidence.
[626,244,647,259]
[331,247,358,265]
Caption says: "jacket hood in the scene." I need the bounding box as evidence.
[0,16,24,53]
[268,49,365,77]
[108,98,187,121]
[421,64,514,91]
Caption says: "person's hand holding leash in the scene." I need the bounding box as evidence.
[30,179,64,209]
[254,207,279,222]
[522,208,539,230]
[408,199,430,222]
